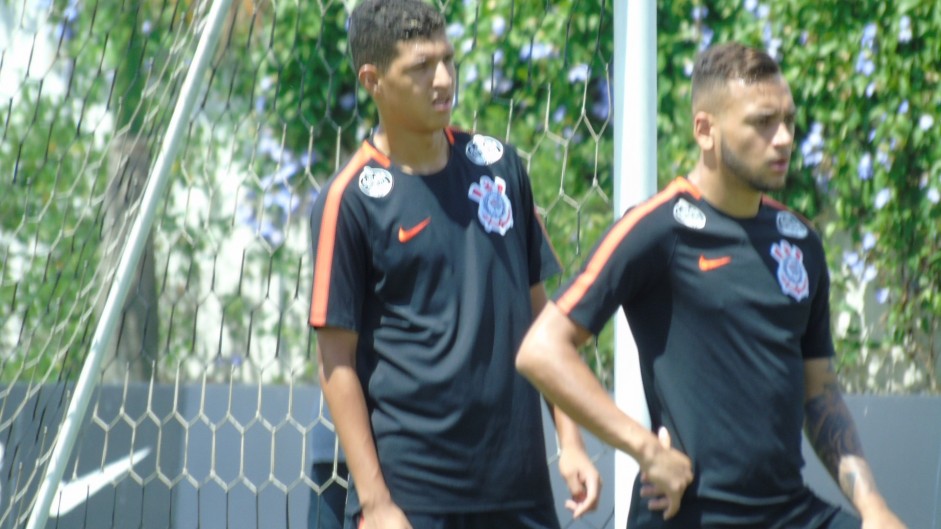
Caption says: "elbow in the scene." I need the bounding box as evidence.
[515,332,544,382]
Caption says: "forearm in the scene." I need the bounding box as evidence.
[517,319,655,463]
[319,363,390,508]
[549,399,588,451]
[804,382,884,513]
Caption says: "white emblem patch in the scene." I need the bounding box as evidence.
[673,198,706,230]
[770,239,809,301]
[776,211,808,239]
[358,166,394,198]
[465,134,504,166]
[468,175,514,235]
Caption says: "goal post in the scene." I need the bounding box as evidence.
[612,1,658,528]
[23,0,236,527]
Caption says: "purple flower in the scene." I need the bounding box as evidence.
[492,16,506,37]
[855,53,875,76]
[861,23,877,49]
[862,232,876,251]
[259,219,284,246]
[692,6,709,21]
[875,288,889,304]
[843,251,860,268]
[876,150,890,170]
[567,64,590,84]
[898,16,912,43]
[918,114,934,130]
[700,26,715,51]
[520,42,554,62]
[800,122,825,167]
[874,188,891,209]
[446,23,464,40]
[591,78,610,120]
[857,153,873,181]
[927,188,940,204]
[744,0,759,16]
[865,82,876,98]
[898,100,909,114]
[462,64,479,84]
[767,37,782,60]
[63,0,80,22]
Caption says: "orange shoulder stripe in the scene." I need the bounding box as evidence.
[555,178,697,315]
[309,147,373,326]
[360,140,391,168]
[761,195,811,225]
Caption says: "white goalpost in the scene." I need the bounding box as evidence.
[612,1,657,528]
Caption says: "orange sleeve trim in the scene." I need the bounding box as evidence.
[556,178,693,315]
[360,140,391,168]
[761,195,811,224]
[309,148,372,326]
[445,126,456,144]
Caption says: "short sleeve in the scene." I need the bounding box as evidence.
[510,148,562,284]
[308,176,368,331]
[801,243,837,359]
[554,201,675,336]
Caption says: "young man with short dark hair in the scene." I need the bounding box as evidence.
[308,1,601,528]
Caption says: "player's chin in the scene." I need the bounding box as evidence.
[762,169,789,190]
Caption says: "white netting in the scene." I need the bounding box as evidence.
[0,1,615,527]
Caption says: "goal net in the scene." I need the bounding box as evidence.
[0,0,615,527]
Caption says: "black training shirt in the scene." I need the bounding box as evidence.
[310,128,560,514]
[556,177,835,526]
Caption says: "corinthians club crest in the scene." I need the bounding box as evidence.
[468,175,514,235]
[770,239,809,301]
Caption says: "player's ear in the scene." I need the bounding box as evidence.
[693,110,715,152]
[358,64,380,96]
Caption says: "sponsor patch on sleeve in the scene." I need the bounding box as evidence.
[358,166,394,198]
[776,211,808,239]
[465,134,505,166]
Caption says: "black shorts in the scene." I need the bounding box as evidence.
[627,482,861,529]
[345,505,561,529]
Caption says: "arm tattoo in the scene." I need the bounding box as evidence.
[805,381,864,496]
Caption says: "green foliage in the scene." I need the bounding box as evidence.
[3,0,938,392]
[661,0,940,391]
[1,0,195,381]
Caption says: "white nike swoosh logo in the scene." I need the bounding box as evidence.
[50,447,151,517]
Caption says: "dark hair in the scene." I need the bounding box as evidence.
[691,42,781,109]
[349,0,446,72]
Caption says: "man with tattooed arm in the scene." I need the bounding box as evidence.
[516,42,907,529]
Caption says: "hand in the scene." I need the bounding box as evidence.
[361,497,412,529]
[861,504,907,529]
[558,445,602,518]
[638,427,693,520]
